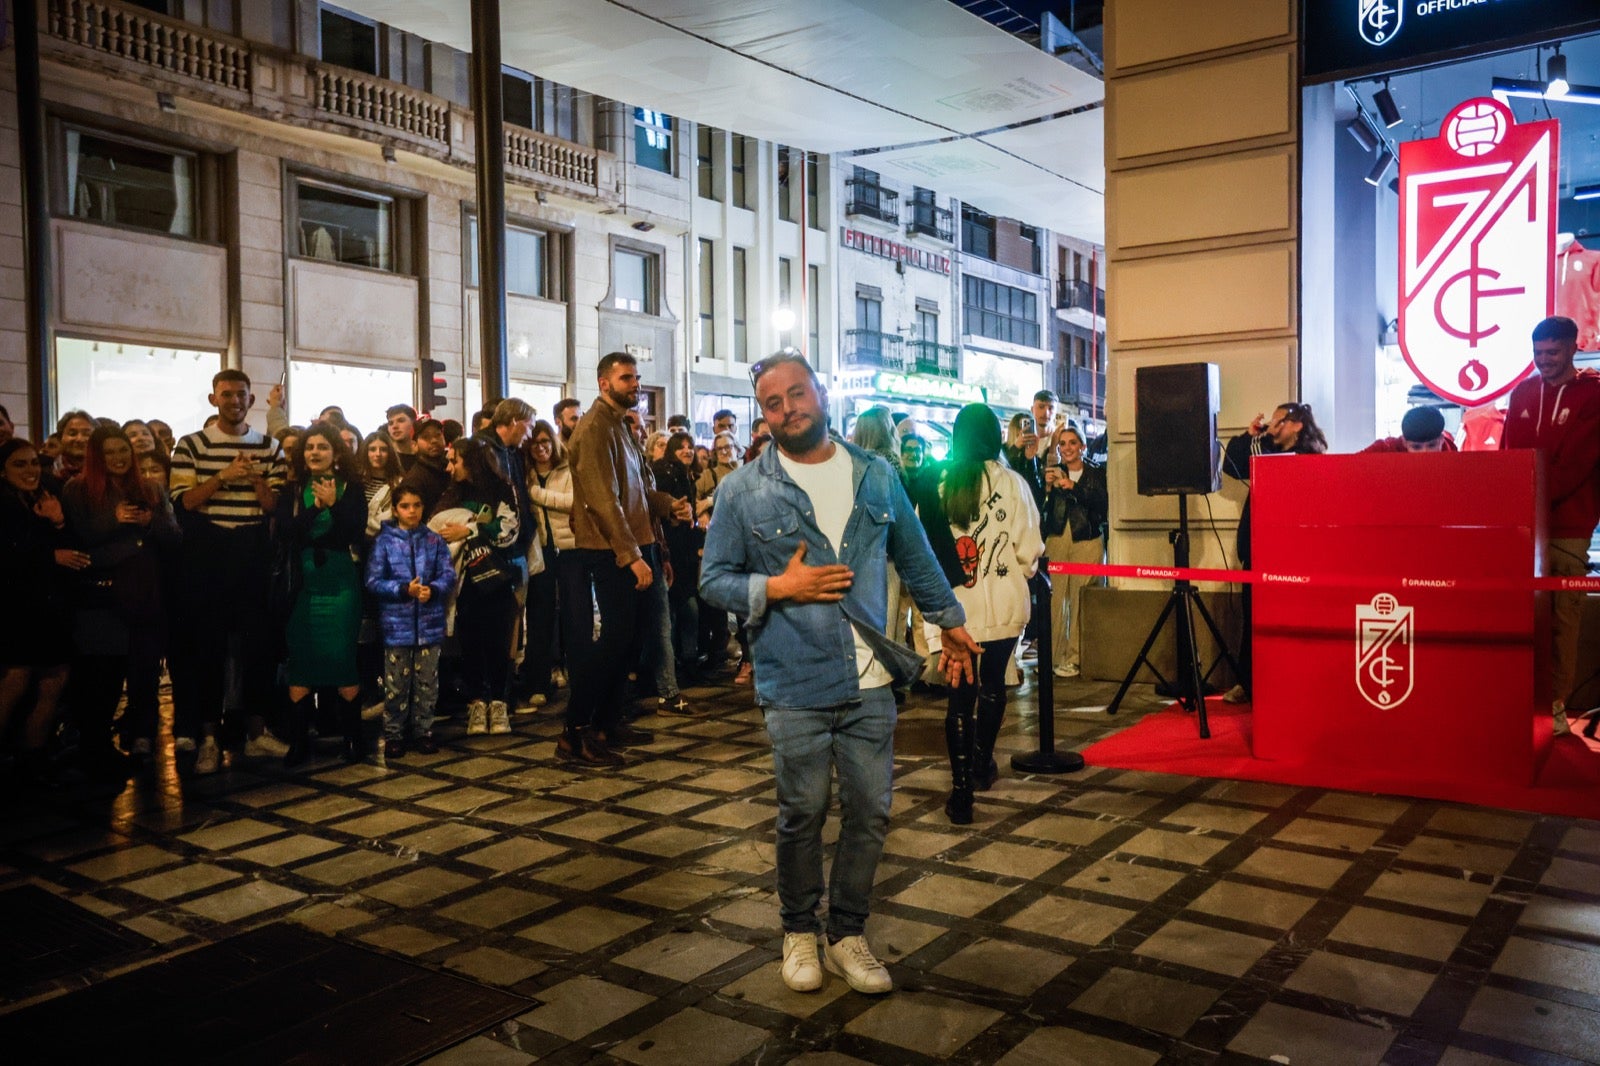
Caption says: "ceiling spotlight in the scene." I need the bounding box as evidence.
[1576,183,1600,202]
[1365,149,1394,187]
[1547,47,1570,99]
[1374,79,1402,128]
[1346,117,1379,152]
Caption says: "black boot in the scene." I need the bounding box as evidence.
[284,694,315,768]
[335,693,364,764]
[973,693,1006,792]
[944,690,976,825]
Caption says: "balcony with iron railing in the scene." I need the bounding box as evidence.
[1062,363,1106,416]
[843,330,904,370]
[845,180,900,224]
[906,202,954,243]
[907,339,959,379]
[44,0,616,204]
[1056,277,1106,315]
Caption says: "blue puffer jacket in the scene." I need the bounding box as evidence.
[365,520,456,647]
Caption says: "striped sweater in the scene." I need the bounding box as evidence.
[169,425,286,528]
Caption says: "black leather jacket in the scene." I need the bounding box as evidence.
[1041,462,1108,542]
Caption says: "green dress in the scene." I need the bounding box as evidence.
[286,480,363,687]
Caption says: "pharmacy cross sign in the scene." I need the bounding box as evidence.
[1397,97,1558,407]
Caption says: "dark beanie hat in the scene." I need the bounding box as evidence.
[1401,406,1445,443]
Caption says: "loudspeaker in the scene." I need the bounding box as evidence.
[1136,363,1221,496]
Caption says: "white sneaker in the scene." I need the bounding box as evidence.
[488,701,511,735]
[130,738,152,756]
[466,701,489,735]
[194,737,221,775]
[781,932,824,992]
[822,935,892,994]
[243,732,289,758]
[552,668,567,689]
[515,693,546,714]
[174,736,197,753]
[1053,663,1080,678]
[1554,700,1571,737]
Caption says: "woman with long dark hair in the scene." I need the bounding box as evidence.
[652,430,703,684]
[62,425,179,775]
[122,419,160,457]
[276,423,369,764]
[1041,425,1108,679]
[0,439,82,784]
[516,420,572,707]
[912,403,1044,824]
[433,435,520,737]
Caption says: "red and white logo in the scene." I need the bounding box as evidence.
[1356,593,1413,710]
[1398,98,1559,407]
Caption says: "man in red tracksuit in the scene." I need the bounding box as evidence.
[1501,316,1600,736]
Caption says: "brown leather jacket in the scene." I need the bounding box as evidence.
[569,398,674,566]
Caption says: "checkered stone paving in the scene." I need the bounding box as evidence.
[2,669,1599,1065]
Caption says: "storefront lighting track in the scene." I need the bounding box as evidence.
[1492,77,1600,106]
[1575,184,1600,202]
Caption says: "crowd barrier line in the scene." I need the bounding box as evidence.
[1045,561,1600,593]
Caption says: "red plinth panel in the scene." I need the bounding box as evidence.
[1251,451,1547,788]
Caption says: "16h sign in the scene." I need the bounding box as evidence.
[1398,98,1558,407]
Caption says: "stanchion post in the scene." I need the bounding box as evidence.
[1012,562,1085,775]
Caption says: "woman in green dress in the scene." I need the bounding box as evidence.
[277,423,368,765]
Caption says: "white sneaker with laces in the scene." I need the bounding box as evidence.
[515,693,546,714]
[781,932,824,992]
[466,701,489,735]
[488,701,511,735]
[822,935,892,994]
[243,732,289,758]
[194,737,221,775]
[1053,663,1080,678]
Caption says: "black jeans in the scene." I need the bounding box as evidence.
[516,548,561,699]
[563,546,645,734]
[71,653,127,754]
[456,581,520,703]
[173,521,275,746]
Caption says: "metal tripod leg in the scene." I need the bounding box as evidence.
[1106,588,1180,716]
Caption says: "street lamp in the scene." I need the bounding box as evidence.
[773,306,797,332]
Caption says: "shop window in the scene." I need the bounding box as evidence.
[698,238,715,359]
[634,108,674,174]
[466,216,557,299]
[290,360,416,431]
[294,179,394,272]
[612,245,659,314]
[54,337,219,435]
[320,4,378,75]
[963,276,1039,348]
[732,247,749,362]
[62,127,197,238]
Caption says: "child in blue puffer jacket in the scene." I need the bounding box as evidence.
[365,486,456,757]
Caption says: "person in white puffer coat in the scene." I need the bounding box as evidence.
[911,403,1044,825]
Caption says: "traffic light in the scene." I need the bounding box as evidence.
[420,358,447,414]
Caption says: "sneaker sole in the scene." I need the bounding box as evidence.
[822,954,892,994]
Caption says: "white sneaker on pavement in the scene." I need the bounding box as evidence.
[488,701,511,735]
[781,932,824,992]
[822,935,892,994]
[466,701,489,735]
[243,732,289,758]
[194,737,221,775]
[1053,663,1080,678]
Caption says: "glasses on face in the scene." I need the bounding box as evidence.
[532,438,553,449]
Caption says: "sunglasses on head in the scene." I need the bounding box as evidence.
[748,348,811,387]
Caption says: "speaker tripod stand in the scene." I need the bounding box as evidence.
[1106,495,1243,739]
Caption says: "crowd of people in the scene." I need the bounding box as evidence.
[0,357,1111,795]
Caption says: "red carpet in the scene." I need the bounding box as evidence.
[1082,701,1600,821]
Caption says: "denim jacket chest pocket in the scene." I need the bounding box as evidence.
[750,509,804,568]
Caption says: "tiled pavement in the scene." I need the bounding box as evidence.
[4,669,1600,1065]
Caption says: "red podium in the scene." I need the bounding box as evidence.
[1251,451,1546,789]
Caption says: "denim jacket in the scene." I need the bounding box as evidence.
[700,439,965,710]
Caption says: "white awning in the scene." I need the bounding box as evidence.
[339,0,1105,240]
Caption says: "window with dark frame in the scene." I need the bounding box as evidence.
[778,257,794,346]
[295,178,394,272]
[61,126,198,238]
[731,135,753,210]
[961,205,997,260]
[612,246,657,313]
[634,108,673,174]
[963,276,1039,348]
[778,147,794,222]
[806,154,820,229]
[319,4,378,75]
[465,215,554,299]
[697,125,717,200]
[732,246,749,362]
[698,238,715,359]
[808,264,821,356]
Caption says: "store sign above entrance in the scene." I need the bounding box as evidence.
[1397,98,1557,407]
[841,229,952,275]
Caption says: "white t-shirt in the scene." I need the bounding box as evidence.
[777,444,893,690]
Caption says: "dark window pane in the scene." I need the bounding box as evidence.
[320,7,377,74]
[298,181,391,270]
[65,129,195,237]
[634,108,673,173]
[502,72,534,129]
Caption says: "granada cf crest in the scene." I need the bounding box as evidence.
[1398,98,1558,407]
[1358,0,1401,47]
[1355,593,1413,710]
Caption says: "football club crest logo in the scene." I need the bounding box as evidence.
[1398,98,1559,406]
[1356,593,1413,709]
[1358,0,1401,46]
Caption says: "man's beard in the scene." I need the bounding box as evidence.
[603,384,640,409]
[771,414,827,454]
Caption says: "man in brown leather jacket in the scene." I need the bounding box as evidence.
[562,351,690,765]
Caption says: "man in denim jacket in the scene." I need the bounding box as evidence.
[702,351,980,996]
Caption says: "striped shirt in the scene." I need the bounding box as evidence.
[169,425,286,528]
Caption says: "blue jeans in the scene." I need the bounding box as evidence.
[762,686,896,939]
[638,557,679,700]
